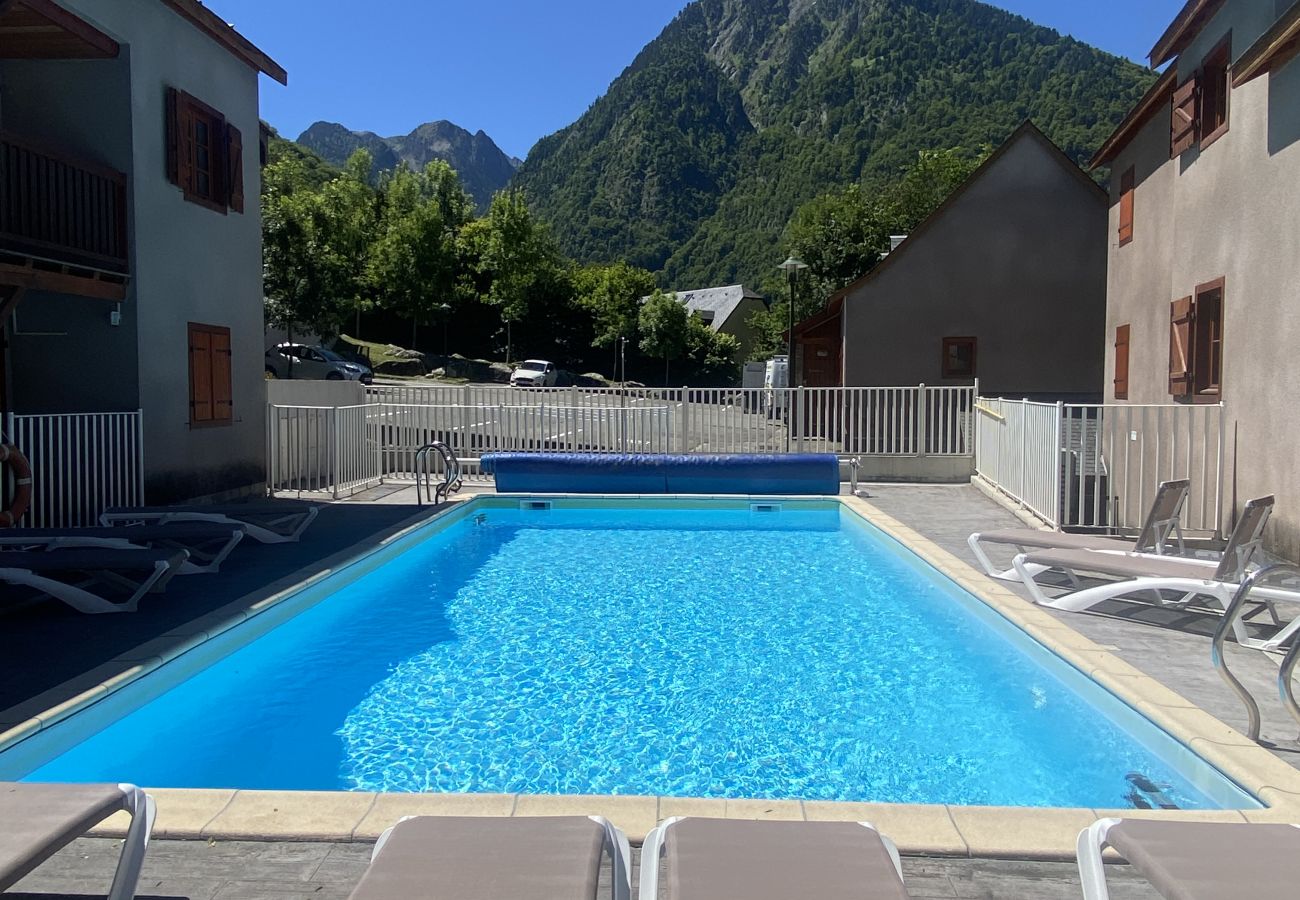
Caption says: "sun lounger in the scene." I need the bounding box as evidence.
[1077,818,1300,899]
[101,501,319,544]
[1012,496,1295,648]
[0,546,188,613]
[639,817,909,900]
[0,522,245,574]
[348,816,631,900]
[0,782,155,900]
[969,479,1190,580]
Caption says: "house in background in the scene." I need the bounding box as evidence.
[652,285,767,362]
[792,121,1107,402]
[0,0,284,515]
[1090,0,1300,557]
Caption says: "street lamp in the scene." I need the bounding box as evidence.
[436,303,451,357]
[778,256,808,452]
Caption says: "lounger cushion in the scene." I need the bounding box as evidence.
[0,782,128,890]
[1107,820,1300,900]
[348,816,605,900]
[663,818,909,900]
[1022,549,1220,580]
[0,548,185,573]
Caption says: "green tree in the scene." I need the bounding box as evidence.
[467,189,555,363]
[638,290,689,386]
[684,316,740,384]
[324,150,380,338]
[573,262,658,377]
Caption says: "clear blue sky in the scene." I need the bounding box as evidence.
[214,0,1184,161]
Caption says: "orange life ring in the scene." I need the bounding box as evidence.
[0,444,31,527]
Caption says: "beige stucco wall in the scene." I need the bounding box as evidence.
[1103,0,1300,556]
[840,131,1107,399]
[54,0,269,501]
[718,296,767,363]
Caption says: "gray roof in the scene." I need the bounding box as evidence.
[643,284,766,332]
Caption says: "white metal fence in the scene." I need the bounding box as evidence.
[975,397,1224,534]
[3,410,144,527]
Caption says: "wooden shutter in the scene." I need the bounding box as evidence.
[1118,167,1134,246]
[226,124,245,213]
[1169,297,1194,395]
[1171,76,1200,157]
[211,328,233,421]
[189,324,213,423]
[1114,324,1130,400]
[166,87,181,185]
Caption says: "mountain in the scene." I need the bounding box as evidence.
[511,0,1157,288]
[297,120,518,210]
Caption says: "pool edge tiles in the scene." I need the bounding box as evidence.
[9,493,1300,859]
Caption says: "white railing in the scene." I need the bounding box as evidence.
[3,410,144,527]
[975,398,1225,534]
[267,404,383,498]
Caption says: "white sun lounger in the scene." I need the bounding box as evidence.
[0,782,155,900]
[1012,496,1298,649]
[0,546,189,614]
[350,815,631,900]
[101,502,319,544]
[0,522,245,574]
[640,817,909,900]
[1077,818,1300,899]
[969,479,1190,581]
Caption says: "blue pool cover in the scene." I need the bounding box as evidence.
[480,452,841,494]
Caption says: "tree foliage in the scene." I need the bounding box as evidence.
[638,290,691,385]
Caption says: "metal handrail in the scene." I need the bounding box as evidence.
[1212,562,1300,741]
[414,442,462,506]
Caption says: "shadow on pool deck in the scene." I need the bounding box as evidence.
[0,499,438,716]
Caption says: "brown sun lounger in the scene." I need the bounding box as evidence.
[639,817,910,899]
[1078,818,1300,899]
[347,816,632,900]
[0,782,155,900]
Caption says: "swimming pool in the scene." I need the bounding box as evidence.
[0,497,1258,810]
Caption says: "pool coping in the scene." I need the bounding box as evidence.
[5,493,1300,859]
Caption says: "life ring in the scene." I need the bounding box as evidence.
[0,444,31,527]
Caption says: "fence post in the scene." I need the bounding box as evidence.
[331,408,341,500]
[916,383,927,457]
[679,387,690,454]
[1052,401,1064,529]
[1018,398,1028,502]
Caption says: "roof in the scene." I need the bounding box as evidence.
[646,284,766,332]
[1233,1,1300,86]
[830,121,1105,304]
[1150,0,1227,67]
[161,0,286,84]
[1089,67,1177,169]
[790,295,843,339]
[0,0,119,58]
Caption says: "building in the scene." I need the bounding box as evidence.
[1090,0,1300,556]
[792,121,1107,402]
[0,0,284,507]
[655,285,767,361]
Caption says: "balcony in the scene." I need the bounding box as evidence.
[0,130,128,300]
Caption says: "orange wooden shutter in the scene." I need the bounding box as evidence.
[211,328,233,422]
[189,325,213,423]
[1118,168,1134,245]
[1169,297,1194,395]
[166,87,180,185]
[226,124,245,213]
[1114,324,1130,400]
[1170,76,1199,157]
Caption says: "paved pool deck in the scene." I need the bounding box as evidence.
[3,481,1300,898]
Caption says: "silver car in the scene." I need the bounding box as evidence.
[265,344,374,383]
[509,359,559,387]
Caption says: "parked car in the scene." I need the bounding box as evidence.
[510,359,559,387]
[266,344,373,383]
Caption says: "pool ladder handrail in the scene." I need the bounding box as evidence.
[414,441,462,506]
[1211,562,1300,741]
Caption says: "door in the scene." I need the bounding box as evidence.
[802,339,840,387]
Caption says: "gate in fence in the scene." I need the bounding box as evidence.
[974,397,1224,534]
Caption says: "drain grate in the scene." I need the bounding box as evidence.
[521,500,553,512]
[750,503,781,514]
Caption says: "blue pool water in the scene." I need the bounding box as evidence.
[9,500,1254,808]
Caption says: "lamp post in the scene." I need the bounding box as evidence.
[778,256,808,452]
[436,303,451,357]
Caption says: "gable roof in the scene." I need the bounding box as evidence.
[1233,1,1300,86]
[829,121,1104,304]
[1150,0,1228,66]
[645,284,766,332]
[1089,66,1177,169]
[161,0,286,84]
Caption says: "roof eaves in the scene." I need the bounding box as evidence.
[1149,0,1227,67]
[1088,67,1177,169]
[1232,1,1300,87]
[161,0,287,85]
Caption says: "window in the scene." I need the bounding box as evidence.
[166,88,244,214]
[1168,279,1225,398]
[189,323,233,426]
[1114,324,1130,400]
[1118,167,1135,247]
[941,337,976,379]
[1200,37,1232,147]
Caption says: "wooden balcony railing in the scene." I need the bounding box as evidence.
[0,130,128,273]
